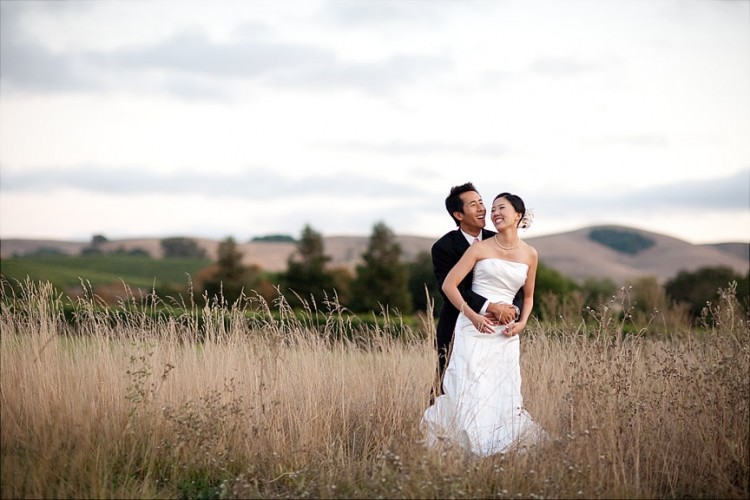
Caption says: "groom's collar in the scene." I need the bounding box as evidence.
[459,228,481,245]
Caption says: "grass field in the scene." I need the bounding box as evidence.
[1,281,748,499]
[0,254,211,290]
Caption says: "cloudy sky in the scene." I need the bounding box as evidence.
[1,0,748,245]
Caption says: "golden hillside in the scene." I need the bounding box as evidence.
[1,225,747,284]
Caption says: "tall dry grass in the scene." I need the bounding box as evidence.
[1,280,748,499]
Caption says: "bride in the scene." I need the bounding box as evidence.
[422,192,547,456]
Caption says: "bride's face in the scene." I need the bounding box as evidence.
[491,197,520,230]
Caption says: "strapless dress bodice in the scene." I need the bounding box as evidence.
[472,258,528,304]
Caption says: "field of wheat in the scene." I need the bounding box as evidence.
[1,281,748,499]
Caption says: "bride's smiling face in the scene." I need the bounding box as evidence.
[491,197,521,230]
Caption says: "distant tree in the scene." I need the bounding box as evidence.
[80,246,103,256]
[536,261,580,298]
[407,250,441,315]
[252,234,296,243]
[251,270,280,305]
[280,224,336,308]
[160,237,207,259]
[112,246,151,257]
[738,272,750,316]
[329,267,354,306]
[80,233,108,256]
[28,246,67,257]
[665,266,748,320]
[127,248,150,257]
[534,261,582,321]
[627,275,669,322]
[349,221,412,314]
[91,234,108,246]
[200,237,247,304]
[580,276,618,309]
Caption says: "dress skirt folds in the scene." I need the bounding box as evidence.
[421,259,547,456]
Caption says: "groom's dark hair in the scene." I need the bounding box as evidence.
[446,182,479,227]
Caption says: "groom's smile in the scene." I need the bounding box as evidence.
[456,190,487,233]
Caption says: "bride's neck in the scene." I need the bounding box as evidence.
[494,230,518,246]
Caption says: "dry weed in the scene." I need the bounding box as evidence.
[1,279,747,498]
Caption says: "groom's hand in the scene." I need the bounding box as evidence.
[487,302,517,325]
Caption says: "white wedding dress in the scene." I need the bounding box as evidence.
[422,258,547,456]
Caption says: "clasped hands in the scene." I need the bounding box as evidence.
[472,302,520,337]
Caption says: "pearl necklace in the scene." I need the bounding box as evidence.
[494,234,520,251]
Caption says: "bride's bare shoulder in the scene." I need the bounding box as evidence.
[464,242,489,260]
[520,241,538,261]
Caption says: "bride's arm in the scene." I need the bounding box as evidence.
[432,240,490,315]
[507,249,537,336]
[442,247,488,330]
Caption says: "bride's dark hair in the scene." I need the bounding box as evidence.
[493,192,532,229]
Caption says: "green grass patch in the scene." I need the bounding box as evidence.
[0,254,211,289]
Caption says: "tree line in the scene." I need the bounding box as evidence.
[187,223,748,326]
[195,222,417,314]
[39,228,750,326]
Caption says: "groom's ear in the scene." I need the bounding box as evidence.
[453,211,464,221]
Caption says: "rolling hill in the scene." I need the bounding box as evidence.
[1,225,747,285]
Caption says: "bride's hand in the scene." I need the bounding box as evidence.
[472,312,493,334]
[504,321,526,337]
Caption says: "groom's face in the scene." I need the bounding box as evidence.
[457,191,486,232]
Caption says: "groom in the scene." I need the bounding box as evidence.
[431,182,523,399]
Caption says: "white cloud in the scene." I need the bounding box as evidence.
[0,0,748,244]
